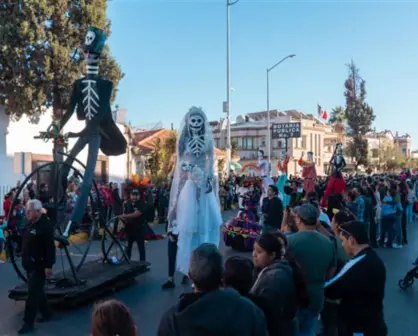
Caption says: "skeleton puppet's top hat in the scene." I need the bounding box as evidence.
[83,27,106,56]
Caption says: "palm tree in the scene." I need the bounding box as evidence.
[329,106,347,124]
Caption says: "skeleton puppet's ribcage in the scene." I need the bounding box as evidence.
[81,79,99,120]
[188,135,205,157]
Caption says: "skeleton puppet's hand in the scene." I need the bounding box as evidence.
[205,177,213,194]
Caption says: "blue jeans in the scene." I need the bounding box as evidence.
[296,309,319,336]
[406,203,413,225]
[380,214,395,247]
[394,214,403,245]
[63,132,101,224]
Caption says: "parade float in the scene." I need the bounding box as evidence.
[222,210,262,252]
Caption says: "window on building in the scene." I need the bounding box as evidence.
[402,148,406,153]
[236,137,243,149]
[302,135,307,149]
[372,148,379,158]
[247,137,253,150]
[261,136,266,147]
[310,134,313,151]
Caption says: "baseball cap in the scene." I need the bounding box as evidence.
[294,203,318,224]
[338,221,369,245]
[131,189,139,195]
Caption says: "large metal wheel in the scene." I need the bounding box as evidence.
[398,276,414,290]
[101,216,130,265]
[5,159,98,283]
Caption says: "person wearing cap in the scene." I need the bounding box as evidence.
[120,189,147,262]
[261,185,283,233]
[325,221,387,335]
[286,203,336,336]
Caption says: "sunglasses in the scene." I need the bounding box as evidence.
[337,226,353,239]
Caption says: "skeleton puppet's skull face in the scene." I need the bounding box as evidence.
[307,152,314,161]
[188,114,204,133]
[85,31,96,46]
[336,144,343,155]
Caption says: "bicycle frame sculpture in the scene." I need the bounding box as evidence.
[5,27,129,286]
[57,26,126,238]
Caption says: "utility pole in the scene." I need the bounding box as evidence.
[225,0,239,178]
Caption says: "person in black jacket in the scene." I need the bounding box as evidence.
[120,189,147,262]
[261,185,284,233]
[19,199,56,335]
[325,221,387,336]
[157,243,268,336]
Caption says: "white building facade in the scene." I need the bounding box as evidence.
[0,105,134,212]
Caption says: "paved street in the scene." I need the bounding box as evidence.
[1,210,418,335]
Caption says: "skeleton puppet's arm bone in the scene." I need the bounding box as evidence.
[59,81,79,130]
[205,142,215,194]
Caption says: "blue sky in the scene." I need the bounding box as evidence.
[107,0,418,148]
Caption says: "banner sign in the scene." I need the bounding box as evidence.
[271,122,301,139]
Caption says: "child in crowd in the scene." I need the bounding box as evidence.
[91,300,137,336]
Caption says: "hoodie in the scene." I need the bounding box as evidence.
[250,260,298,336]
[157,288,267,336]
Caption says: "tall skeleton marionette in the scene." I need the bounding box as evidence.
[298,151,317,194]
[167,107,222,275]
[276,152,291,207]
[321,143,347,207]
[258,150,274,206]
[56,27,127,237]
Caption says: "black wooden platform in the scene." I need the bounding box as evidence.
[9,259,150,305]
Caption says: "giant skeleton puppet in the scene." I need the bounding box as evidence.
[57,27,127,236]
[298,151,317,194]
[258,150,274,206]
[321,143,347,207]
[276,152,291,207]
[167,107,222,275]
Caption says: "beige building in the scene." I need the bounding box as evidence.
[211,109,340,176]
[395,133,411,158]
[365,130,412,167]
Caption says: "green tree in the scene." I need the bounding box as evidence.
[148,138,162,176]
[217,158,225,173]
[0,0,123,121]
[231,141,238,158]
[328,106,347,124]
[160,131,178,176]
[344,60,375,167]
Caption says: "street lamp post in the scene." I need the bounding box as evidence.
[266,54,296,176]
[225,0,239,178]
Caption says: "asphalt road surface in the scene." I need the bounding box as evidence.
[1,210,418,335]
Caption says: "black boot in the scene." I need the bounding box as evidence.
[18,324,35,334]
[162,279,175,290]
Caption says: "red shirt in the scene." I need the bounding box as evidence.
[3,199,11,217]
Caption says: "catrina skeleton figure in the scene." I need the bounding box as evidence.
[167,106,222,275]
[298,151,317,194]
[276,152,291,207]
[321,143,347,207]
[57,27,127,237]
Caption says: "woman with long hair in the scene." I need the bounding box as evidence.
[251,232,309,336]
[91,300,137,336]
[326,194,345,222]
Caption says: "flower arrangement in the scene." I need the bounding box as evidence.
[222,216,262,252]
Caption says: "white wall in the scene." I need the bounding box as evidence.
[0,105,129,187]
